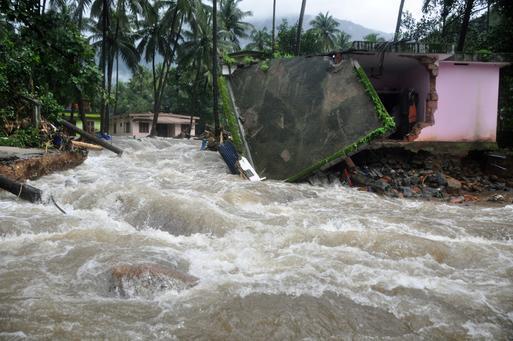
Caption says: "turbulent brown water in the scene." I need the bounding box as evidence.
[1,138,513,339]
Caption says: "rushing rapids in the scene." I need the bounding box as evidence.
[1,138,513,339]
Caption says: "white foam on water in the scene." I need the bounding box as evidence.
[1,137,512,339]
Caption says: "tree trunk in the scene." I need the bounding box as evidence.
[150,11,182,136]
[100,0,109,133]
[106,43,114,134]
[295,0,307,55]
[188,66,202,139]
[114,51,119,116]
[0,175,42,203]
[456,0,475,52]
[394,0,406,42]
[272,0,276,54]
[486,0,490,33]
[150,52,159,136]
[78,93,86,127]
[212,0,220,135]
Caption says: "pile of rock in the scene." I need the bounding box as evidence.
[310,148,513,204]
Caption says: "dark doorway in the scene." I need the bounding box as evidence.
[156,124,168,137]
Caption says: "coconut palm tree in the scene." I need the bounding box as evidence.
[247,28,272,51]
[363,33,386,43]
[212,0,220,135]
[334,31,351,50]
[295,0,306,55]
[310,12,340,52]
[272,0,276,54]
[75,0,147,132]
[394,0,406,41]
[219,0,253,51]
[137,0,201,136]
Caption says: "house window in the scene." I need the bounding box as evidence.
[139,122,149,133]
[125,121,131,133]
[84,120,95,133]
[113,121,117,134]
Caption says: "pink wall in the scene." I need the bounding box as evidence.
[417,62,501,142]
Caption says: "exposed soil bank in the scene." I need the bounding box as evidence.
[310,143,513,205]
[0,147,87,182]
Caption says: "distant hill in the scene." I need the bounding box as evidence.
[246,14,393,46]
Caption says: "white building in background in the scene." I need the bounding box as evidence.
[110,112,199,138]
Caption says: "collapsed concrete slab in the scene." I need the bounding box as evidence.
[224,55,395,181]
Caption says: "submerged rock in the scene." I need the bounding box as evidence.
[109,263,199,298]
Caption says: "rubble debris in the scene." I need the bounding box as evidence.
[59,119,123,156]
[218,140,264,181]
[71,140,103,151]
[309,147,513,204]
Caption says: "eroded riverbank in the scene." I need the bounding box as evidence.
[1,138,512,339]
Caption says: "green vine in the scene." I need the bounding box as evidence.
[285,65,395,182]
[259,60,270,72]
[218,76,243,153]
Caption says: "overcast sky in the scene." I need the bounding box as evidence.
[239,0,425,33]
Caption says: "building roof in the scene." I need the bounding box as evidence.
[112,112,200,122]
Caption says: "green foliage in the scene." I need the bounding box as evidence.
[219,0,254,51]
[259,60,270,72]
[222,53,237,66]
[218,77,243,152]
[362,33,385,43]
[0,128,40,148]
[115,67,154,114]
[285,66,395,183]
[309,12,340,52]
[39,93,64,124]
[272,51,294,59]
[0,7,100,145]
[246,27,272,52]
[275,17,351,56]
[243,56,257,64]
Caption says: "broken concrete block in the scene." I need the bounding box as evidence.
[227,56,395,181]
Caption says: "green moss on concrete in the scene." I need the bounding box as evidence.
[219,77,243,152]
[285,65,396,182]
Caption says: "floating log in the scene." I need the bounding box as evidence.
[59,119,123,156]
[0,174,42,203]
[71,140,103,151]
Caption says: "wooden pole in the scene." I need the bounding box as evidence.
[0,175,42,203]
[59,119,124,156]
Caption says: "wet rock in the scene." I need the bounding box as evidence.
[446,176,462,193]
[401,187,413,198]
[423,187,444,198]
[370,179,390,193]
[427,172,447,187]
[494,182,506,191]
[449,196,465,204]
[463,194,479,202]
[350,173,371,187]
[109,264,199,298]
[488,194,505,202]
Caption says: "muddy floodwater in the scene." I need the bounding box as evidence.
[1,138,513,339]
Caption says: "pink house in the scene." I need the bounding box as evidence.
[350,43,509,142]
[110,112,199,138]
